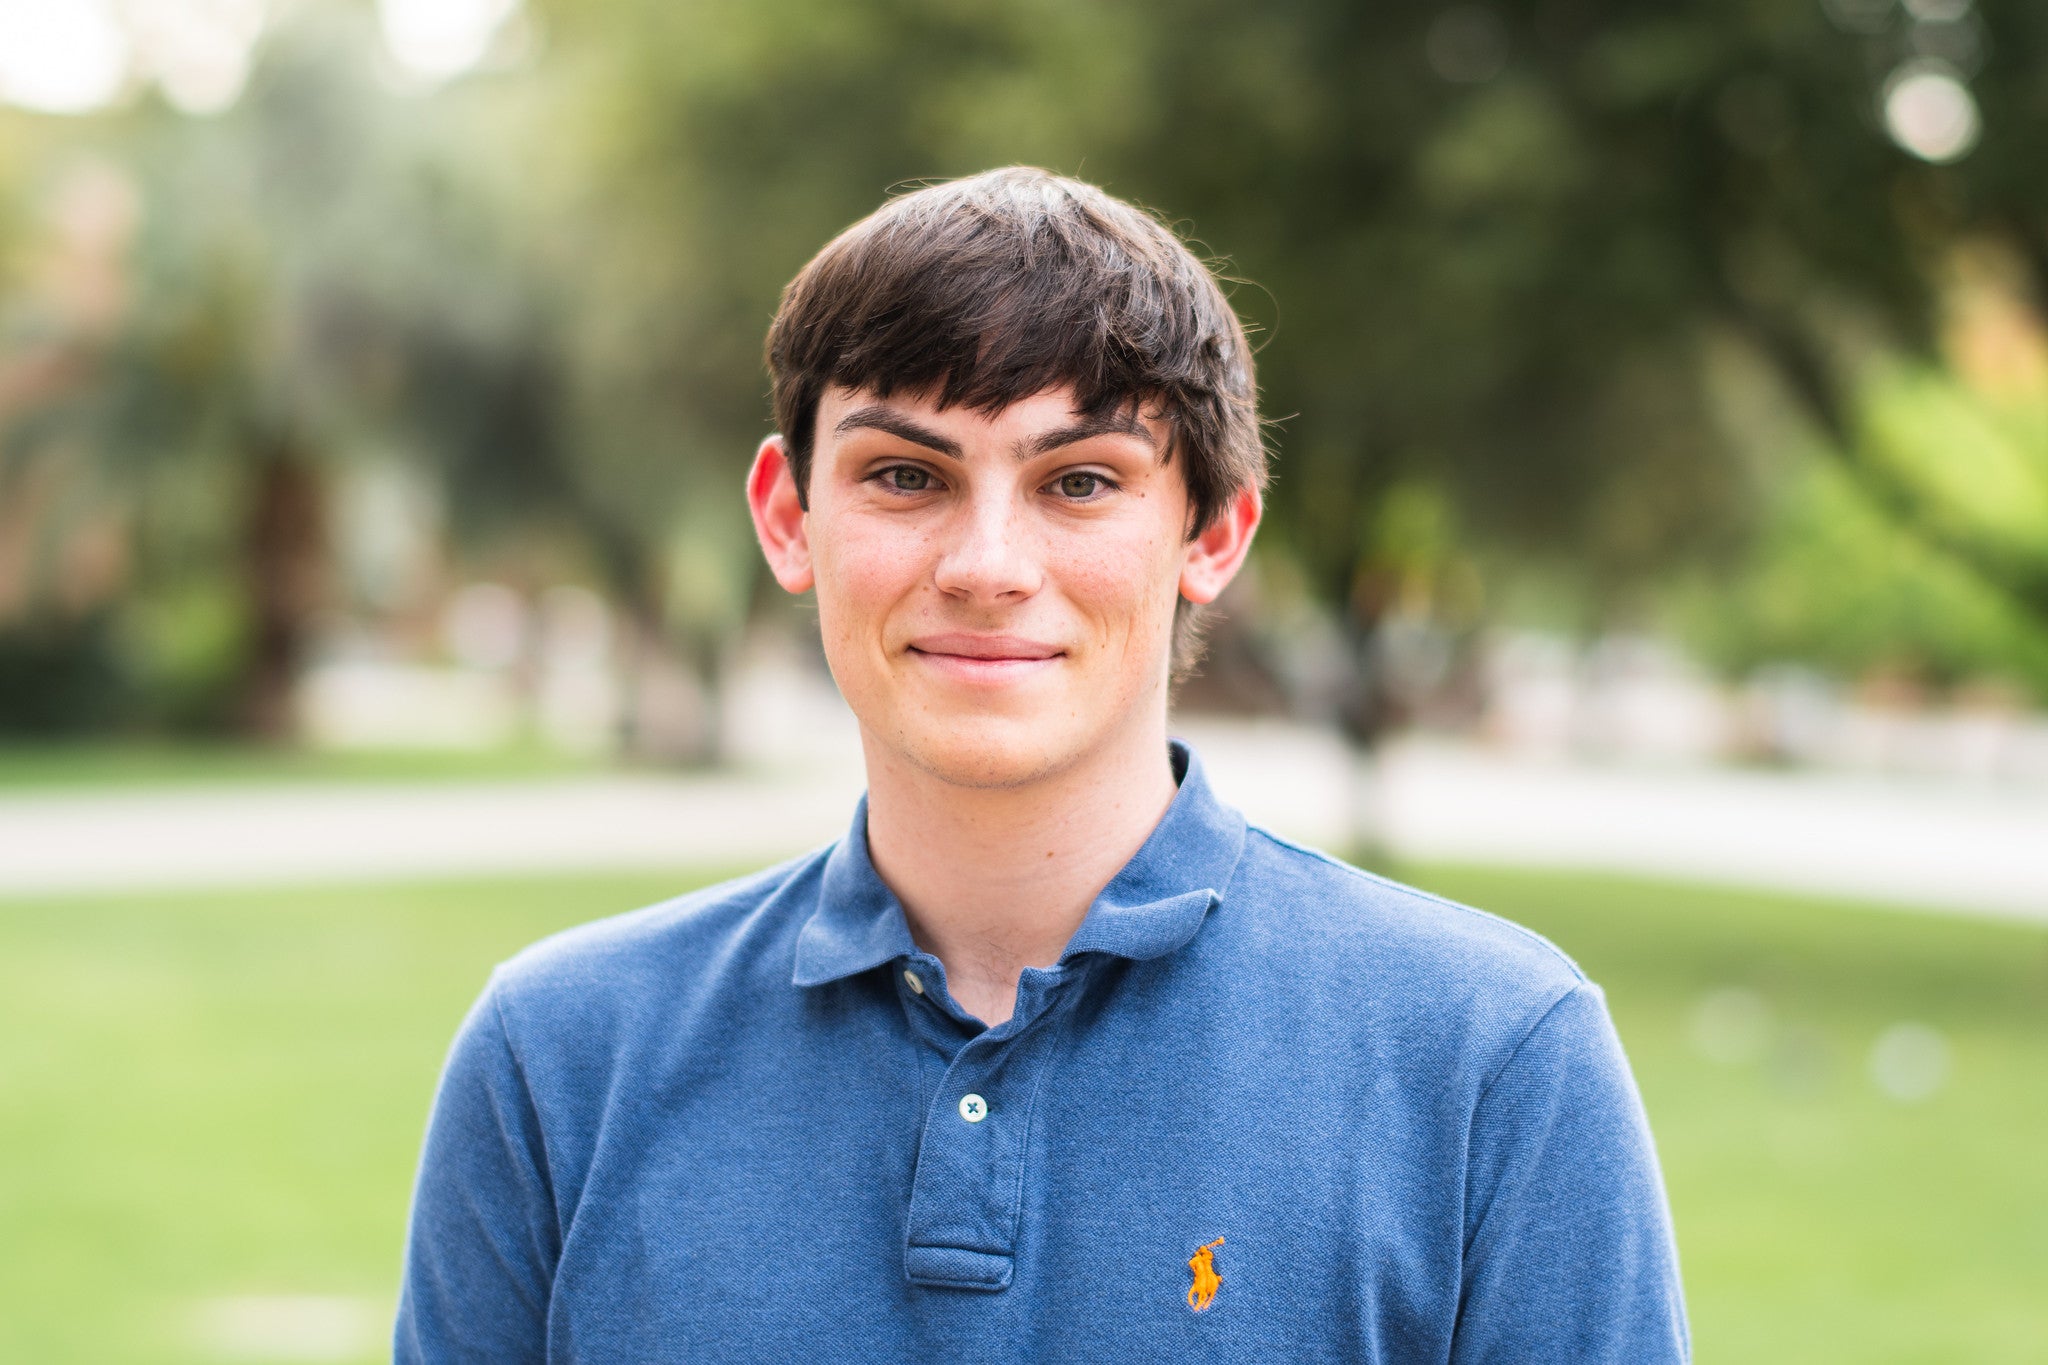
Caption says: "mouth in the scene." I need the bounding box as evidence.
[906,634,1065,681]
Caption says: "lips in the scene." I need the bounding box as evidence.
[905,635,1065,685]
[908,633,1064,662]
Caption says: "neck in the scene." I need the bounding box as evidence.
[861,718,1180,1028]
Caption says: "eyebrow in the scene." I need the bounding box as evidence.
[833,406,963,459]
[1018,410,1160,459]
[832,403,1161,462]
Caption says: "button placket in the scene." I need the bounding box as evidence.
[896,957,975,1117]
[901,967,1079,1292]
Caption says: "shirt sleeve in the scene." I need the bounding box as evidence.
[394,976,559,1365]
[1449,981,1690,1364]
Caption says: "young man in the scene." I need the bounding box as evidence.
[397,168,1688,1361]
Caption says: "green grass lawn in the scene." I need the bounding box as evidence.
[3,864,2043,1362]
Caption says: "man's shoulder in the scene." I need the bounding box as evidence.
[1226,823,1589,1032]
[486,846,830,1012]
[1235,823,1585,981]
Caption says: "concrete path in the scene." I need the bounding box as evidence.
[1189,723,2048,922]
[1364,739,2048,922]
[0,721,2041,920]
[0,770,866,895]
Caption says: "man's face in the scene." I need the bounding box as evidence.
[749,384,1251,790]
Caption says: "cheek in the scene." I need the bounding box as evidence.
[1052,521,1182,640]
[810,511,931,634]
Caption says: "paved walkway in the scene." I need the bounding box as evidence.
[1365,740,2048,922]
[1,722,2042,920]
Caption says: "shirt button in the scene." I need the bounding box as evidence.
[903,969,925,995]
[958,1093,988,1123]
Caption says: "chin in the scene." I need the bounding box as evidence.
[882,712,1089,791]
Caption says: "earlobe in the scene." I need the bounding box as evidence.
[1179,485,1262,606]
[746,436,815,594]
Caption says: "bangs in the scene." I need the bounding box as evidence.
[799,187,1237,428]
[768,168,1261,532]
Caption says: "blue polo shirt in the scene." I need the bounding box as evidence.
[396,744,1687,1362]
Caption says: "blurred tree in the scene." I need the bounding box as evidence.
[11,0,2048,747]
[0,110,147,733]
[1675,251,2048,701]
[525,0,2048,739]
[2,7,594,738]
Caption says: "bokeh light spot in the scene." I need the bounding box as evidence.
[1904,0,1973,22]
[1868,1022,1951,1103]
[0,0,129,115]
[377,0,518,83]
[1690,986,1771,1065]
[1883,62,1980,164]
[125,0,266,115]
[188,1294,383,1362]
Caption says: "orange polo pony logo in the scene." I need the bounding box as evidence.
[1186,1236,1225,1312]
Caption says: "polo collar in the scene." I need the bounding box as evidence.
[791,741,1247,988]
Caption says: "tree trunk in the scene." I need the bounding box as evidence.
[240,441,325,741]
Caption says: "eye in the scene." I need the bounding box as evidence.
[879,465,935,492]
[1053,472,1111,500]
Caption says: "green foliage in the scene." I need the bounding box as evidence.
[1861,363,2048,569]
[10,0,2048,727]
[1674,459,2048,698]
[1672,361,2048,698]
[0,614,129,735]
[111,577,248,732]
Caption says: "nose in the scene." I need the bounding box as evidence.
[931,489,1042,604]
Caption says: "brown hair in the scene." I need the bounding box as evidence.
[765,167,1265,675]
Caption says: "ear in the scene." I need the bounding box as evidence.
[1178,484,1262,606]
[747,435,814,594]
